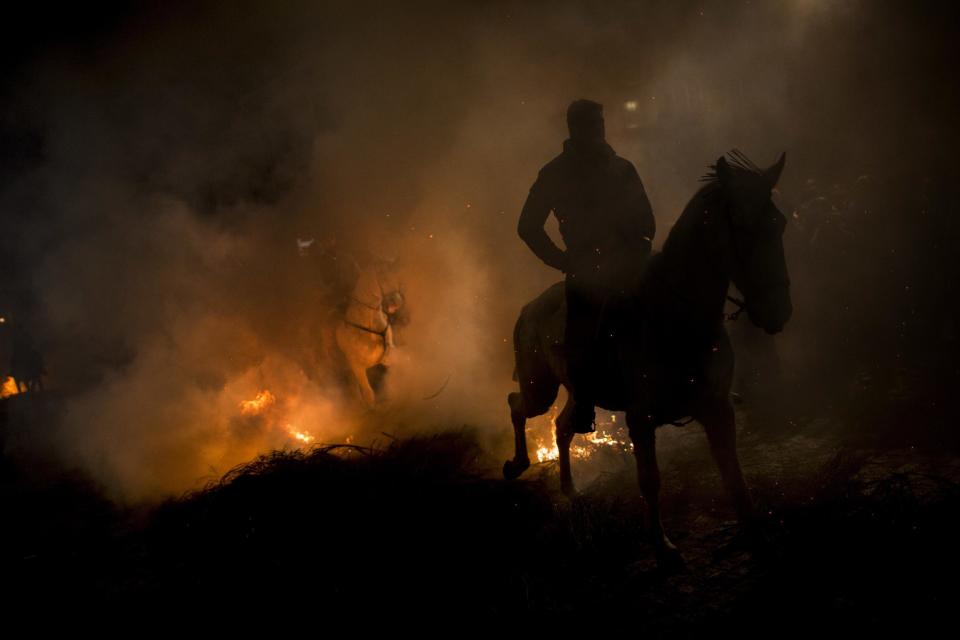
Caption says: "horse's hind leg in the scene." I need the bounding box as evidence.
[698,398,755,526]
[555,394,592,496]
[348,359,377,408]
[503,392,531,480]
[626,411,683,569]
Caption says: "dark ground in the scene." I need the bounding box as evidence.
[3,393,959,630]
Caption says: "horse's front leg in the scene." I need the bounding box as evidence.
[503,392,531,480]
[697,398,756,527]
[627,411,683,569]
[350,361,377,407]
[380,325,396,367]
[337,327,379,408]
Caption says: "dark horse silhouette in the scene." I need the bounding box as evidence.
[504,151,791,566]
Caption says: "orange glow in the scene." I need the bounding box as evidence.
[239,389,276,416]
[533,409,632,463]
[286,425,315,443]
[1,376,19,398]
[535,438,560,462]
[237,388,323,448]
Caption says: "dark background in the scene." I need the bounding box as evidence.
[1,0,959,624]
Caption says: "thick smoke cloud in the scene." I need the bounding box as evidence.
[1,0,956,499]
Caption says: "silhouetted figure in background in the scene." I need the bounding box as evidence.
[518,99,655,431]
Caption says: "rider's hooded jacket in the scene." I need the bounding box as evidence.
[518,138,655,292]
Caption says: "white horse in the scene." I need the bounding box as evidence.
[331,261,405,407]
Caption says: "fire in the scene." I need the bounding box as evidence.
[1,376,20,399]
[533,409,632,463]
[535,439,560,462]
[240,389,276,415]
[287,425,315,443]
[238,388,320,448]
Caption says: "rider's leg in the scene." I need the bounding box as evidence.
[563,279,603,433]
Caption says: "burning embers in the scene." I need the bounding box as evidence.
[240,389,277,416]
[237,388,315,447]
[1,376,19,399]
[288,429,315,444]
[532,409,632,463]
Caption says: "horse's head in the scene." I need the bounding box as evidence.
[716,151,792,334]
[382,289,404,316]
[371,258,406,319]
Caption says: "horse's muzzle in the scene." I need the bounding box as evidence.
[748,289,792,335]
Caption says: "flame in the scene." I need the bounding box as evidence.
[535,439,559,462]
[239,389,276,415]
[1,376,19,398]
[532,409,632,463]
[286,424,314,444]
[238,388,321,448]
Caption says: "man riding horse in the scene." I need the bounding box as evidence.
[518,99,656,432]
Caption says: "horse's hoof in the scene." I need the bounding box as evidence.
[654,541,686,572]
[502,458,529,480]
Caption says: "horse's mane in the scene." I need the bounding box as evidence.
[660,184,720,258]
[662,149,767,256]
[699,149,764,186]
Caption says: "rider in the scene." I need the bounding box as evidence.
[518,99,655,432]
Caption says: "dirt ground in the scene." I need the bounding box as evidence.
[3,390,958,630]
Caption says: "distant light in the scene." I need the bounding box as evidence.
[296,238,315,256]
[624,100,638,112]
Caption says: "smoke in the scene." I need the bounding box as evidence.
[1,0,957,499]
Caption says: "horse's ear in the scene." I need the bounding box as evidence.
[765,152,786,188]
[716,156,732,184]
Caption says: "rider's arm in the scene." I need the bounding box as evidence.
[518,170,569,272]
[624,163,656,251]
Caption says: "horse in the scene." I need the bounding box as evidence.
[503,151,792,566]
[329,259,405,407]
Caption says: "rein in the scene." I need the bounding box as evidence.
[720,192,789,324]
[344,271,403,338]
[344,319,388,337]
[725,295,747,322]
[350,296,382,311]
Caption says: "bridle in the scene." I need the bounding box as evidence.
[344,318,389,337]
[724,197,790,323]
[344,273,404,339]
